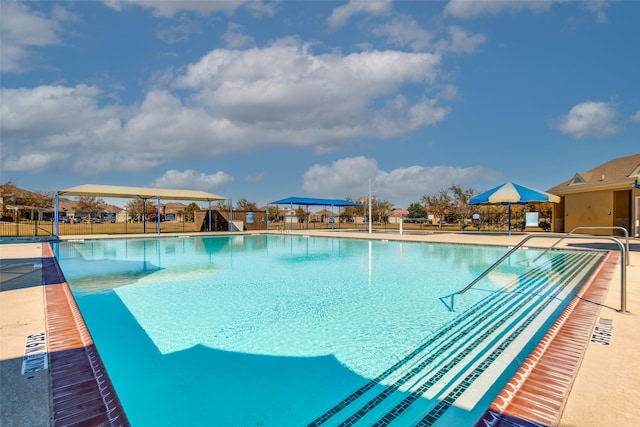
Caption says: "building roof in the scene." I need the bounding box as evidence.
[547,153,640,195]
[58,184,226,202]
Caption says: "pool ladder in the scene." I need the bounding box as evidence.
[442,232,628,313]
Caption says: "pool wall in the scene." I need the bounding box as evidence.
[42,243,129,426]
[476,250,617,426]
[39,239,616,427]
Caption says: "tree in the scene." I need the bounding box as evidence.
[125,199,157,222]
[267,205,280,221]
[341,197,359,222]
[421,189,452,228]
[295,206,306,222]
[375,199,393,223]
[185,202,200,222]
[216,200,231,211]
[235,198,257,211]
[449,185,477,230]
[407,202,426,218]
[76,196,106,217]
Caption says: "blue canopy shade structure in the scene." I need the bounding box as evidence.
[269,197,361,207]
[469,182,560,235]
[268,197,361,231]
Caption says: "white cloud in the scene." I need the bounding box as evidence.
[1,40,451,177]
[302,157,380,196]
[328,0,392,28]
[156,17,202,44]
[1,151,71,172]
[372,15,434,51]
[0,84,117,142]
[583,0,609,23]
[631,110,640,123]
[556,101,620,138]
[0,2,64,73]
[222,23,254,48]
[102,0,247,18]
[302,156,502,207]
[444,0,610,22]
[151,170,234,191]
[444,0,556,19]
[438,26,487,53]
[371,96,450,138]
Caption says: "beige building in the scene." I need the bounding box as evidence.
[548,153,640,237]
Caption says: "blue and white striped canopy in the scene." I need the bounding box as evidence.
[469,182,560,205]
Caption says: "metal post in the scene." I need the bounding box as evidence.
[54,193,59,237]
[157,197,161,235]
[368,180,372,234]
[208,201,212,232]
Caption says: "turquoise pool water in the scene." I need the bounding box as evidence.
[51,235,603,426]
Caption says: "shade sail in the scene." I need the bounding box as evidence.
[58,184,226,201]
[469,182,560,205]
[469,182,560,235]
[269,197,361,207]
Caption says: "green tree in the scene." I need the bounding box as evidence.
[407,202,425,218]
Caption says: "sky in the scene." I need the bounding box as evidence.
[1,0,639,209]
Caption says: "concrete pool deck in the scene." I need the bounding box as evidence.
[1,231,638,426]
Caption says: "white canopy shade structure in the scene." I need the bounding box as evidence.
[55,184,228,236]
[57,184,226,201]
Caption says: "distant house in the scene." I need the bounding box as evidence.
[160,202,188,222]
[547,153,640,237]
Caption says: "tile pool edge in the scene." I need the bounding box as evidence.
[475,250,617,427]
[42,244,130,426]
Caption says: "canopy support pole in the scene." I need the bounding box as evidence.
[142,198,147,234]
[54,194,59,238]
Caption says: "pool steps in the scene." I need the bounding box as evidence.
[308,250,603,426]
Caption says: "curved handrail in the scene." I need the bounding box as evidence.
[457,233,627,312]
[532,226,629,266]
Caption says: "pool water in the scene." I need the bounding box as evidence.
[51,235,603,426]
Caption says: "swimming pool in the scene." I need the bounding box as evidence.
[51,235,605,426]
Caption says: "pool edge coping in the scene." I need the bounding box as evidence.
[42,243,130,427]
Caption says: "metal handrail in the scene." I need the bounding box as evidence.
[532,226,629,266]
[456,233,627,312]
